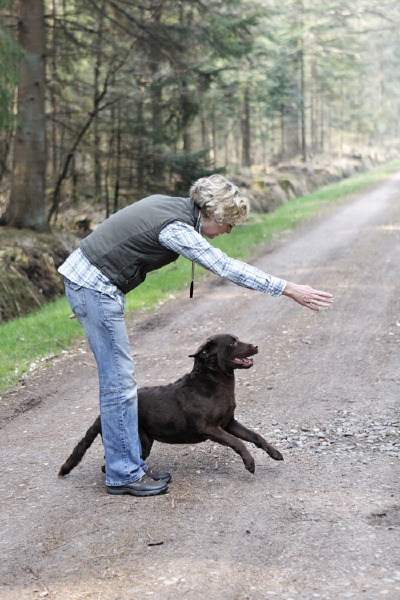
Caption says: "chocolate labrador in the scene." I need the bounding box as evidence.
[59,334,283,476]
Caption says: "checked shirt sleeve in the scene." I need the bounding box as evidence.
[159,221,286,297]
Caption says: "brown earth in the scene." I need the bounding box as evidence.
[0,173,399,600]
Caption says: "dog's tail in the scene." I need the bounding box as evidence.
[58,415,102,476]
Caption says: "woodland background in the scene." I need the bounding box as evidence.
[0,0,399,321]
[1,0,400,230]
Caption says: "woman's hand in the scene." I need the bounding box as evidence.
[282,282,333,311]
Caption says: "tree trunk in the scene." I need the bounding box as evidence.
[1,0,48,231]
[319,84,324,153]
[71,155,78,206]
[105,109,115,219]
[48,0,58,180]
[150,64,165,186]
[241,86,251,167]
[299,41,306,162]
[149,2,165,187]
[298,0,306,162]
[182,80,192,153]
[310,62,317,154]
[200,85,208,150]
[211,104,217,168]
[280,106,285,159]
[136,95,146,192]
[113,105,122,214]
[0,130,12,184]
[93,0,106,204]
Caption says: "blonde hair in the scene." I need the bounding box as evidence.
[190,174,250,226]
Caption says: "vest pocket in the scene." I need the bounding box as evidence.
[119,263,146,291]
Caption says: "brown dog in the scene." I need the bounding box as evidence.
[59,334,283,477]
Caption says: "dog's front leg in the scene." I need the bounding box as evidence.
[139,428,154,460]
[225,418,283,461]
[204,425,256,473]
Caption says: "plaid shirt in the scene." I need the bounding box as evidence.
[58,247,119,296]
[58,220,286,297]
[159,221,285,296]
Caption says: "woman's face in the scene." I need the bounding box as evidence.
[200,215,233,239]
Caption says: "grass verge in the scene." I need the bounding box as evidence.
[1,158,399,394]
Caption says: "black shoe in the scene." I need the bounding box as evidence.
[106,474,168,497]
[146,468,172,484]
[102,466,172,483]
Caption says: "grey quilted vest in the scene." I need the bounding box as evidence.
[80,195,200,294]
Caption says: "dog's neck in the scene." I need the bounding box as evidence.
[192,361,235,381]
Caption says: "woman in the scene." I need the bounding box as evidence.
[58,174,332,497]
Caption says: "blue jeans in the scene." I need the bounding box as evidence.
[64,279,147,486]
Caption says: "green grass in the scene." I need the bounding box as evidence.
[1,158,400,394]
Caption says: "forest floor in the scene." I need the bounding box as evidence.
[1,173,399,599]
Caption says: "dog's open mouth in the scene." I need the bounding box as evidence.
[231,357,254,368]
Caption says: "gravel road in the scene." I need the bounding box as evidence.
[1,173,399,600]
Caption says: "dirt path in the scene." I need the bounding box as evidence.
[1,174,399,600]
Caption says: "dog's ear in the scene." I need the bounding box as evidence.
[189,338,218,359]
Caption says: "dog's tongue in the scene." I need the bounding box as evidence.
[232,357,253,365]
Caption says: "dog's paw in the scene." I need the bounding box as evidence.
[245,457,256,473]
[269,447,284,461]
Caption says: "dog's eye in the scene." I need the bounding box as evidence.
[230,340,238,346]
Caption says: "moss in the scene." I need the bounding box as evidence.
[0,228,77,323]
[0,265,43,322]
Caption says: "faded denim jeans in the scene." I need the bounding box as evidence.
[64,279,147,486]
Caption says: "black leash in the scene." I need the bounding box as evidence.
[190,213,201,298]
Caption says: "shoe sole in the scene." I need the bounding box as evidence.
[106,485,168,497]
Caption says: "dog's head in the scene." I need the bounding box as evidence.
[189,334,258,373]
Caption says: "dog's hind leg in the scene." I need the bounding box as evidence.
[225,418,283,461]
[204,425,256,473]
[59,415,102,476]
